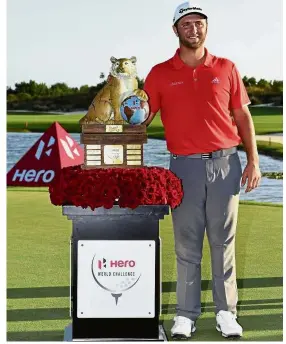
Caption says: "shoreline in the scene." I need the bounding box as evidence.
[6,129,283,160]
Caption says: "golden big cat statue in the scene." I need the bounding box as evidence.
[79,56,148,125]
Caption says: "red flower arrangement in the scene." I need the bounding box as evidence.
[49,165,183,210]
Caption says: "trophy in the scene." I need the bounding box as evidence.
[79,56,149,169]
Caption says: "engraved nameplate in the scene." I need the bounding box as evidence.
[127,150,141,155]
[104,145,124,165]
[127,161,141,166]
[86,144,101,149]
[106,125,123,133]
[86,161,101,166]
[87,150,101,155]
[127,155,141,160]
[86,156,101,161]
[127,144,141,149]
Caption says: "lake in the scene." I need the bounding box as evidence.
[7,133,283,204]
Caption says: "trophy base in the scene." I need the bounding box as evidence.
[80,124,147,168]
[81,164,143,169]
[64,323,168,341]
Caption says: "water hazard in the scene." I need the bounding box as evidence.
[7,133,283,204]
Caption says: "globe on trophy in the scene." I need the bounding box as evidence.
[120,95,150,125]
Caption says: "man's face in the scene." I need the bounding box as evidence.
[173,14,208,49]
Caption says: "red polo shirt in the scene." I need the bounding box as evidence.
[144,48,250,154]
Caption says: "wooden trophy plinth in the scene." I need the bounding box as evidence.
[81,124,147,169]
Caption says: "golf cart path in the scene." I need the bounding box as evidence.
[256,135,283,144]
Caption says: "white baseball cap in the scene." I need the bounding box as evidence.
[173,2,208,25]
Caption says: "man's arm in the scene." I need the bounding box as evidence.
[232,106,261,192]
[142,67,160,127]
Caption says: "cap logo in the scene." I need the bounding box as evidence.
[179,6,202,14]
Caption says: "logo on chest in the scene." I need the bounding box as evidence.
[170,81,184,86]
[211,77,220,84]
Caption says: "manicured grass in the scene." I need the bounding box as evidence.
[250,105,283,135]
[252,115,283,135]
[7,114,83,133]
[254,141,283,159]
[249,107,283,116]
[7,111,63,116]
[7,189,282,341]
[6,107,283,135]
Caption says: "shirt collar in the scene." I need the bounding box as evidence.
[172,48,213,69]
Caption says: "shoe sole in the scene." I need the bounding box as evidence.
[216,325,242,338]
[171,326,196,339]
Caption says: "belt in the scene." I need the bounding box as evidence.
[172,147,237,160]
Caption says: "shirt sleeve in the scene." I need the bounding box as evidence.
[143,67,161,114]
[230,64,251,109]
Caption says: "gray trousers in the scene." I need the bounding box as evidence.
[169,151,242,321]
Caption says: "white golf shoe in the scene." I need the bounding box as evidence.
[171,315,196,339]
[216,310,243,338]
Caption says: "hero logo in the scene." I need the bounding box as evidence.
[11,135,81,183]
[92,256,140,305]
[98,258,136,269]
[60,136,80,160]
[12,169,55,183]
[35,136,55,160]
[35,135,80,161]
[98,258,107,269]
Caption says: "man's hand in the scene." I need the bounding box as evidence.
[241,162,261,192]
[232,105,262,193]
[142,111,157,127]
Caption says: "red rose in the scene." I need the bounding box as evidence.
[49,165,183,210]
[103,198,114,209]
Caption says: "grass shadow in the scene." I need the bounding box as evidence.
[161,277,283,293]
[7,286,69,299]
[7,330,64,341]
[161,298,283,315]
[6,277,282,299]
[7,308,69,321]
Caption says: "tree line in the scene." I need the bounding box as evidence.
[7,74,283,112]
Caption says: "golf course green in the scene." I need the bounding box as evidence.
[7,189,282,341]
[7,106,283,135]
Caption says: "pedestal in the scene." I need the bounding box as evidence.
[62,205,169,341]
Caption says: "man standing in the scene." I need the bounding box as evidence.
[143,1,261,339]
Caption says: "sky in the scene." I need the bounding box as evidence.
[7,0,283,88]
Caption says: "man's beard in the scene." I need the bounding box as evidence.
[178,32,206,50]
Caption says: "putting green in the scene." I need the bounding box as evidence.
[7,190,282,341]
